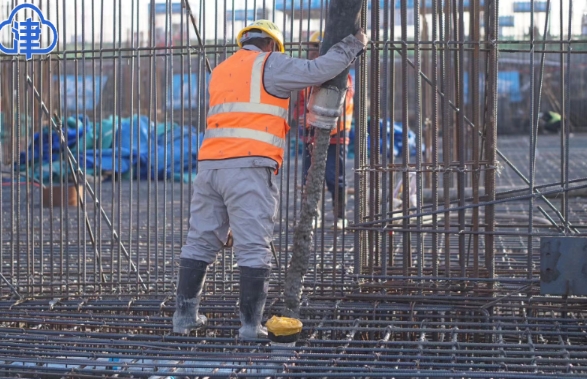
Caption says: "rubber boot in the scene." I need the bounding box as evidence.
[173,258,208,334]
[312,207,322,229]
[312,195,323,228]
[334,189,347,230]
[239,266,270,340]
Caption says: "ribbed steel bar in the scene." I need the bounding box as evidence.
[441,0,452,282]
[354,0,368,275]
[484,0,498,288]
[369,0,381,276]
[414,0,423,284]
[0,1,585,376]
[400,0,410,278]
[429,0,439,280]
[564,1,573,235]
[380,0,390,277]
[0,296,585,377]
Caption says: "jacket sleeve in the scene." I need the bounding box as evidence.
[263,34,364,99]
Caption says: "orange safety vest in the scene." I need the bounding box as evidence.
[198,49,291,168]
[295,74,354,144]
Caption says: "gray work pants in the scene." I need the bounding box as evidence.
[180,167,279,269]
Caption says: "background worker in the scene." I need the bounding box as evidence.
[173,20,367,339]
[294,31,355,230]
[539,110,562,134]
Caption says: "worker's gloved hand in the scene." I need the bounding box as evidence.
[354,29,369,49]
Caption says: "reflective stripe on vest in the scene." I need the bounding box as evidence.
[250,53,265,102]
[208,102,289,120]
[204,127,286,150]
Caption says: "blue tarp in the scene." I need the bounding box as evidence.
[19,119,85,166]
[156,125,203,182]
[17,114,203,184]
[359,118,425,157]
[292,118,424,158]
[291,118,424,158]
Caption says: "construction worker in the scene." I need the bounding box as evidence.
[173,20,368,339]
[294,31,355,230]
[540,111,562,134]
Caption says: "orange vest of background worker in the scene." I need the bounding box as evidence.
[198,49,290,169]
[294,30,355,230]
[295,74,354,145]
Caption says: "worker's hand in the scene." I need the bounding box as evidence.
[354,29,369,48]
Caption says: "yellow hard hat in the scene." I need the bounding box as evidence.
[237,19,285,53]
[309,31,324,43]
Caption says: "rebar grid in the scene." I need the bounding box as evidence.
[0,0,586,377]
[0,0,585,292]
[0,294,585,378]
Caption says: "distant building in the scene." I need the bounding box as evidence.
[0,0,585,47]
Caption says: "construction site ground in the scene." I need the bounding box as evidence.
[0,133,586,378]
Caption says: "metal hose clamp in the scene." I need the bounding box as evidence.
[306,85,347,130]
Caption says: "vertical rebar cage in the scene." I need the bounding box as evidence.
[0,0,587,378]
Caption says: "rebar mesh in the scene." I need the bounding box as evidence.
[0,294,586,378]
[0,0,586,377]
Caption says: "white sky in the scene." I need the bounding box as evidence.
[0,0,585,46]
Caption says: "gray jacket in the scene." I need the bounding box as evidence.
[199,34,364,171]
